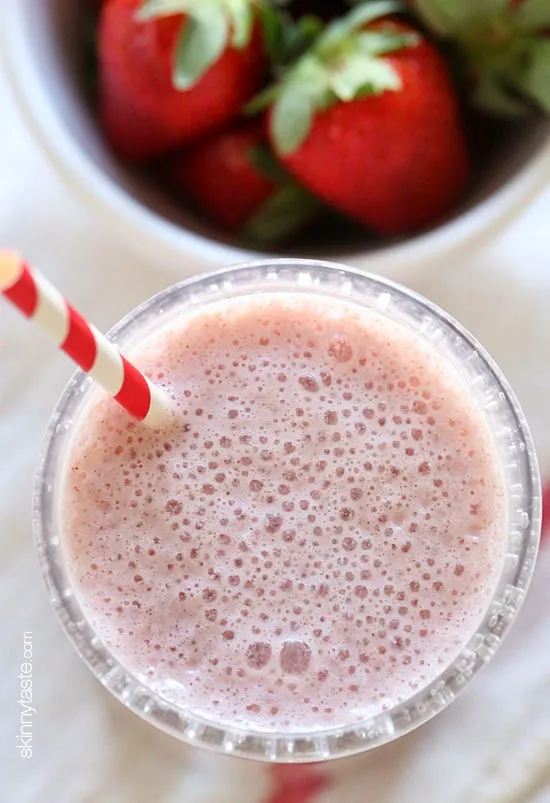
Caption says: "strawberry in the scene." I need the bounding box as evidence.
[410,0,550,115]
[252,1,469,236]
[98,0,268,160]
[165,121,320,244]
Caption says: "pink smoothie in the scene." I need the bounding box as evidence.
[61,293,506,731]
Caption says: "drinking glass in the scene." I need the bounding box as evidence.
[34,259,541,762]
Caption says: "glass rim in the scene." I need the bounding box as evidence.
[34,258,542,762]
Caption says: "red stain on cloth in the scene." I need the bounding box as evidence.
[263,765,331,803]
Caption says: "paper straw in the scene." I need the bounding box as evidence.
[0,250,170,426]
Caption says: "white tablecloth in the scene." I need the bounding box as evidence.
[1,62,550,803]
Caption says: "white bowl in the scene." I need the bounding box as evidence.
[3,0,550,280]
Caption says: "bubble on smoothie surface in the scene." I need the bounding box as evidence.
[280,641,312,675]
[61,293,506,732]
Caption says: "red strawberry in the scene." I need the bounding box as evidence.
[411,0,550,115]
[98,0,268,160]
[256,2,469,236]
[165,121,319,244]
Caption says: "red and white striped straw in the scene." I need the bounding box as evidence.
[0,250,171,427]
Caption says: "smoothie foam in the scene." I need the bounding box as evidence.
[61,293,506,731]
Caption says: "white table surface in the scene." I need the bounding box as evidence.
[1,61,550,803]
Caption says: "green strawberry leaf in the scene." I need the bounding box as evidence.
[345,0,402,29]
[281,14,325,66]
[173,4,229,89]
[241,183,320,247]
[412,0,550,117]
[138,0,193,20]
[244,83,282,115]
[260,7,324,70]
[258,3,286,65]
[336,1,402,35]
[317,0,401,58]
[473,72,529,117]
[248,143,289,183]
[412,0,484,36]
[250,1,420,155]
[245,11,326,116]
[522,39,550,111]
[356,30,420,56]
[271,82,318,155]
[140,0,253,49]
[515,0,550,31]
[226,0,254,49]
[478,0,510,18]
[330,52,401,101]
